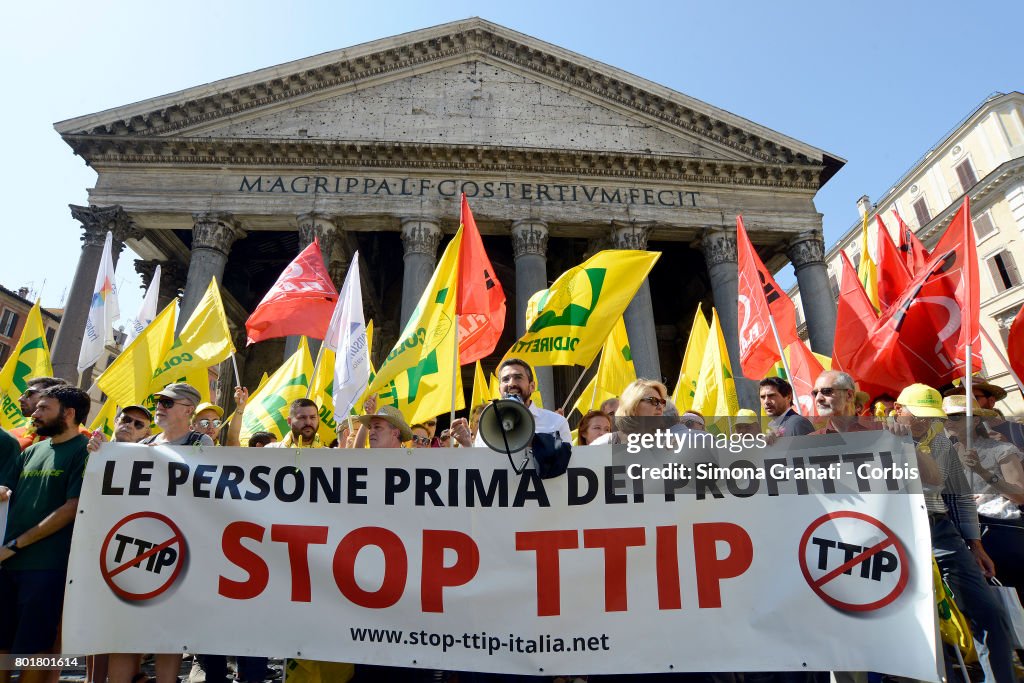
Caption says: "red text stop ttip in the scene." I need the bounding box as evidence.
[219,522,752,616]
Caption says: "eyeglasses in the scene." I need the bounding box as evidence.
[811,387,838,398]
[411,435,430,445]
[118,414,148,430]
[640,396,667,407]
[197,419,222,429]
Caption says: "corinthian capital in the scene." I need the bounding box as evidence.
[192,212,246,255]
[297,212,341,259]
[69,204,143,249]
[510,220,548,258]
[786,230,827,272]
[400,218,442,257]
[700,229,737,267]
[612,221,654,251]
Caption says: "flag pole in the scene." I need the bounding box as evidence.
[306,343,325,399]
[560,359,596,414]
[965,343,974,454]
[450,314,460,427]
[767,311,800,415]
[979,326,1024,397]
[230,353,242,388]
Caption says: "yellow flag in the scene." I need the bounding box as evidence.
[573,318,635,415]
[368,230,465,425]
[858,213,880,311]
[532,372,545,410]
[240,337,315,443]
[506,250,659,367]
[672,305,710,414]
[150,278,234,396]
[96,302,177,408]
[0,301,54,431]
[310,346,339,444]
[691,308,739,433]
[89,398,119,439]
[471,361,490,412]
[489,373,500,401]
[933,558,977,661]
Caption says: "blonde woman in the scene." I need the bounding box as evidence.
[588,379,668,445]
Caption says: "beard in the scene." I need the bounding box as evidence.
[34,413,66,437]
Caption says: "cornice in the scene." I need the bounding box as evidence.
[56,20,838,174]
[62,135,824,189]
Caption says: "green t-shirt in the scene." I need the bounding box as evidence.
[3,434,88,570]
[0,428,19,490]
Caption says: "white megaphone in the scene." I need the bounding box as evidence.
[478,396,536,455]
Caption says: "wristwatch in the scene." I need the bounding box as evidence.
[987,473,999,485]
[3,539,18,554]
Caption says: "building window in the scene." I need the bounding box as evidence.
[829,272,840,299]
[987,251,1022,293]
[999,305,1023,345]
[45,327,55,346]
[973,211,997,240]
[0,310,18,338]
[0,341,9,365]
[955,159,978,193]
[912,198,931,227]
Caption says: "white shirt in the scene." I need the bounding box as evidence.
[474,403,572,449]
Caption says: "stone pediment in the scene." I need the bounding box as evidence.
[55,18,842,184]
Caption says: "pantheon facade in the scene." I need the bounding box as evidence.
[51,18,843,409]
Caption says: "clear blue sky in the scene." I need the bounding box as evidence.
[3,0,1021,318]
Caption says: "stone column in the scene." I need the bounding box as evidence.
[612,221,661,382]
[511,220,554,408]
[700,229,757,409]
[51,205,141,384]
[286,213,342,359]
[178,213,245,333]
[135,259,187,310]
[399,218,443,328]
[787,230,836,356]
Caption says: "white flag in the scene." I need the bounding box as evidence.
[124,264,160,346]
[78,231,121,372]
[323,253,368,417]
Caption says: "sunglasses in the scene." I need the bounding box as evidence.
[425,420,437,427]
[197,419,222,429]
[155,397,191,409]
[411,435,431,445]
[640,396,667,407]
[118,414,148,430]
[947,414,967,422]
[811,387,839,398]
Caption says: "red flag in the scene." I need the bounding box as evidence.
[832,251,878,375]
[892,208,929,275]
[876,215,912,312]
[245,240,338,344]
[784,340,825,417]
[736,216,799,379]
[1007,305,1024,385]
[848,198,981,392]
[456,194,506,364]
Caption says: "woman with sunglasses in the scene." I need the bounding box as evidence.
[942,395,1024,596]
[409,423,432,448]
[588,379,669,445]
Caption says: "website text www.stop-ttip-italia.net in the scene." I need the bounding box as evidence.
[350,626,611,656]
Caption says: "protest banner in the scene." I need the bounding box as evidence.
[64,432,937,679]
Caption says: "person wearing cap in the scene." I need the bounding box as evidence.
[945,378,1008,412]
[943,394,1024,596]
[191,401,224,443]
[734,408,761,436]
[11,377,69,451]
[759,376,814,437]
[265,398,322,448]
[354,405,413,449]
[86,404,152,452]
[894,383,1018,683]
[140,383,213,447]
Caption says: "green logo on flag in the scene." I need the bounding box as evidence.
[528,268,606,333]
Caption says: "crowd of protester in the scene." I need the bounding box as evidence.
[2,358,1023,683]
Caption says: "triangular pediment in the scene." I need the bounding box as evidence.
[56,18,842,176]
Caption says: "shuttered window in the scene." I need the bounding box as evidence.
[912,198,931,227]
[955,159,978,192]
[973,211,996,240]
[987,251,1022,292]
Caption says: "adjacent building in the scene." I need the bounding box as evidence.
[0,286,60,365]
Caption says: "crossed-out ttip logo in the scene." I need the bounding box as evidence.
[100,512,188,602]
[798,511,909,612]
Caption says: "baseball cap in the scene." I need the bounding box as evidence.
[195,402,224,419]
[895,384,946,418]
[153,382,202,405]
[120,404,153,421]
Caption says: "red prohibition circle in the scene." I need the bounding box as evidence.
[99,511,187,602]
[798,510,909,612]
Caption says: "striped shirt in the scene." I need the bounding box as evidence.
[923,432,980,540]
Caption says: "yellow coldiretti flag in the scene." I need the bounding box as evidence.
[672,304,710,414]
[933,558,977,661]
[506,250,659,368]
[489,373,500,400]
[149,278,234,396]
[0,301,53,430]
[368,230,465,425]
[572,318,635,415]
[96,302,177,407]
[240,337,315,443]
[310,346,339,444]
[471,360,490,412]
[858,212,880,311]
[89,398,119,439]
[691,307,739,433]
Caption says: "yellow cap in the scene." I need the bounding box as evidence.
[194,402,224,419]
[735,408,758,424]
[895,384,946,418]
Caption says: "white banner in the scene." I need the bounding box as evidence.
[64,433,938,679]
